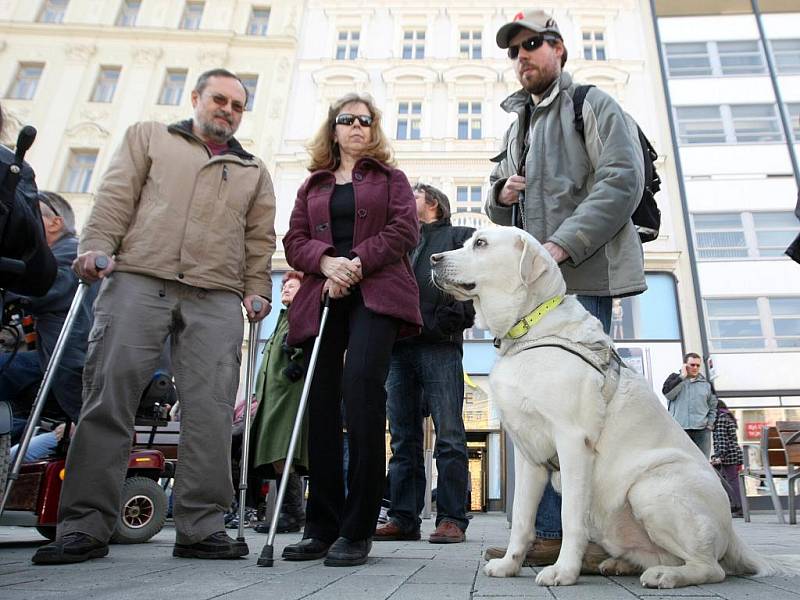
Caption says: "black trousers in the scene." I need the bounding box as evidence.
[302,291,398,542]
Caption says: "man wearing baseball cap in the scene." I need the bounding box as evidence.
[483,9,646,575]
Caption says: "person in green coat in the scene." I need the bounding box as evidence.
[251,271,309,533]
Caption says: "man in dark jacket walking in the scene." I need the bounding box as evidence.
[375,183,475,544]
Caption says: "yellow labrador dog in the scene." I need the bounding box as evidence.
[431,226,799,589]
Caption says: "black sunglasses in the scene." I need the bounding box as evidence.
[507,35,559,60]
[335,113,374,127]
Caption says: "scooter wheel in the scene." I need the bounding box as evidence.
[110,476,167,544]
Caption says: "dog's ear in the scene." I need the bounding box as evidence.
[516,233,548,286]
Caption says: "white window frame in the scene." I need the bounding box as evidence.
[115,0,140,27]
[247,7,270,36]
[582,29,606,61]
[771,39,800,75]
[239,74,258,111]
[158,69,187,106]
[675,103,784,145]
[396,101,422,140]
[455,183,483,214]
[664,42,713,77]
[402,30,425,60]
[716,40,766,75]
[91,66,121,103]
[6,63,44,100]
[788,103,800,141]
[665,40,772,78]
[60,149,97,194]
[179,1,204,31]
[705,296,800,352]
[693,211,796,260]
[770,298,800,349]
[459,30,482,59]
[457,101,482,140]
[335,29,360,61]
[38,0,68,24]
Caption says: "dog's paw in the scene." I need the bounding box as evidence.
[640,566,679,589]
[599,557,640,576]
[484,557,520,578]
[535,564,579,587]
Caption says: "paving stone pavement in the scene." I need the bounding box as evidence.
[1,513,799,599]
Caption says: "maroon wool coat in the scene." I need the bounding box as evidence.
[283,157,423,346]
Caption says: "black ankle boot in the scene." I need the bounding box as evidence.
[323,537,372,567]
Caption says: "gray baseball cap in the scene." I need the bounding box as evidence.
[496,10,562,49]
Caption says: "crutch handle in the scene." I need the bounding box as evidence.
[252,300,263,313]
[322,293,331,308]
[94,255,109,271]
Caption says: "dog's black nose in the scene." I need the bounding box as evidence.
[430,253,442,264]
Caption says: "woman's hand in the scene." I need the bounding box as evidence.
[323,279,351,300]
[320,255,362,287]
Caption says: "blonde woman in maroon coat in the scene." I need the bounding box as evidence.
[281,93,422,567]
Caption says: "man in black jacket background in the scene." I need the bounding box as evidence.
[375,183,475,544]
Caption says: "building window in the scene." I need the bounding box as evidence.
[717,40,765,75]
[693,211,796,260]
[396,102,421,140]
[788,103,800,141]
[771,298,800,348]
[336,30,360,60]
[458,101,481,140]
[158,69,187,105]
[706,298,764,350]
[116,1,140,27]
[456,185,483,213]
[664,43,712,77]
[247,7,270,36]
[752,212,797,257]
[6,63,44,100]
[582,30,606,61]
[38,0,68,23]
[693,213,747,259]
[61,150,97,194]
[91,67,121,103]
[772,39,800,74]
[459,30,482,59]
[730,104,782,143]
[402,30,425,60]
[179,1,204,30]
[674,106,725,144]
[239,74,258,111]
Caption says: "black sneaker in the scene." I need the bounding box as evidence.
[32,532,109,565]
[173,531,248,559]
[323,537,372,567]
[254,512,303,534]
[281,537,331,561]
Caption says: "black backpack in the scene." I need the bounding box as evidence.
[572,85,661,243]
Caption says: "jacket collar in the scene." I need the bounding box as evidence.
[420,218,450,233]
[500,71,573,116]
[306,156,393,186]
[168,119,254,160]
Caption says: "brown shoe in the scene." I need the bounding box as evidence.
[429,521,465,544]
[374,521,421,541]
[483,539,609,572]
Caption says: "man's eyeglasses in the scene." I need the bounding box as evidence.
[209,92,245,114]
[335,113,374,127]
[507,35,559,60]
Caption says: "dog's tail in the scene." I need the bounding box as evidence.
[721,530,800,576]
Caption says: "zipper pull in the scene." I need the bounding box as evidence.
[222,165,228,181]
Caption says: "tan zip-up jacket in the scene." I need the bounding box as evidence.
[79,120,276,299]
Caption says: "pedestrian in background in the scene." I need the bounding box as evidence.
[663,352,718,456]
[711,400,744,518]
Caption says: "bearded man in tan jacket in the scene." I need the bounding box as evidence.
[33,68,276,565]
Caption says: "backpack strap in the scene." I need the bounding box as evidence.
[572,84,595,138]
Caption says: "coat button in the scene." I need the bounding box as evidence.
[354,172,363,181]
[357,209,367,218]
[177,273,185,279]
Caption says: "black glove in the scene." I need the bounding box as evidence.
[662,372,682,395]
[283,361,304,382]
[434,301,475,336]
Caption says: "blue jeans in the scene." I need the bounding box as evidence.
[10,430,58,462]
[386,342,469,532]
[535,295,612,538]
[0,351,44,443]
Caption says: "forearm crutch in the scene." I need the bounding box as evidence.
[0,255,107,517]
[236,299,263,542]
[258,294,331,567]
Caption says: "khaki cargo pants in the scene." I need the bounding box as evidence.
[58,272,244,545]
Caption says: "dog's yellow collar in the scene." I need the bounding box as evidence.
[505,295,564,340]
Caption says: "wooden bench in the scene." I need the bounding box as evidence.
[739,421,800,524]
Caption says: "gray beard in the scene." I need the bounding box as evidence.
[201,120,233,144]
